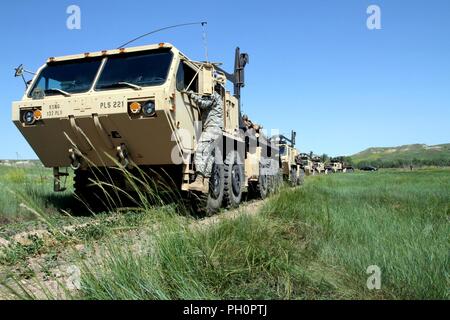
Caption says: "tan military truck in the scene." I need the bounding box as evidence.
[329,157,344,173]
[273,131,304,186]
[328,156,355,173]
[311,155,326,174]
[12,43,277,214]
[324,163,335,174]
[296,153,314,176]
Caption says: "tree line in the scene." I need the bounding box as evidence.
[353,157,450,169]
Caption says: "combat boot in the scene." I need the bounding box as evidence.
[189,175,206,192]
[189,175,210,193]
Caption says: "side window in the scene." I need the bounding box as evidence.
[176,62,185,91]
[34,77,64,91]
[176,61,198,92]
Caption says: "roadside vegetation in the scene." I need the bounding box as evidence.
[0,165,448,300]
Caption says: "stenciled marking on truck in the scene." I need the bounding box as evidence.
[99,101,125,109]
[46,103,63,117]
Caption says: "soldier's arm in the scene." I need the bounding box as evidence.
[190,92,217,110]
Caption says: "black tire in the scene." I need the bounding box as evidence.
[74,168,126,210]
[223,151,244,208]
[74,169,106,209]
[74,169,98,199]
[256,165,269,199]
[290,167,298,187]
[268,173,279,195]
[298,169,305,186]
[276,171,284,192]
[203,162,225,215]
[73,169,89,200]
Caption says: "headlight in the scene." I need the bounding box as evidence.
[142,101,156,117]
[23,110,36,125]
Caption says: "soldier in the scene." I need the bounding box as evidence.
[187,76,225,192]
[242,114,253,129]
[242,114,262,132]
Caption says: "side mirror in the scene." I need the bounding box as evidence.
[198,65,213,95]
[14,64,24,77]
[14,64,36,89]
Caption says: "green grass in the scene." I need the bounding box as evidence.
[0,165,74,225]
[76,169,450,300]
[264,170,449,299]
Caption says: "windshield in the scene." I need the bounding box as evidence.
[95,49,173,90]
[29,58,103,97]
[279,145,287,156]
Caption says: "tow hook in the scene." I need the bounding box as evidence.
[69,148,82,170]
[117,143,130,167]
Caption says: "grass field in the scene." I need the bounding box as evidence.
[0,165,448,299]
[0,164,91,239]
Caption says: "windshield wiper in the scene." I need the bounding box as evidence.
[98,82,142,91]
[45,88,72,97]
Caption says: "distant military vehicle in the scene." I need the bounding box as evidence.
[329,157,343,173]
[12,43,278,214]
[344,165,355,173]
[324,163,334,174]
[311,154,326,174]
[329,156,354,173]
[296,153,314,176]
[273,131,304,186]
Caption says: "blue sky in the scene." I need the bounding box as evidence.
[1,0,449,159]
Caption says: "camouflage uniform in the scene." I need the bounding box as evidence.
[189,91,223,178]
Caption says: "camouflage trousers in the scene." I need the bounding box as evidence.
[195,128,222,178]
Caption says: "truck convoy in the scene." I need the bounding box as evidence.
[11,42,352,215]
[12,43,283,214]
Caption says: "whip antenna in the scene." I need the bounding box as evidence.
[118,21,207,48]
[201,22,209,62]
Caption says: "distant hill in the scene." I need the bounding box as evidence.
[350,143,450,168]
[0,160,42,168]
